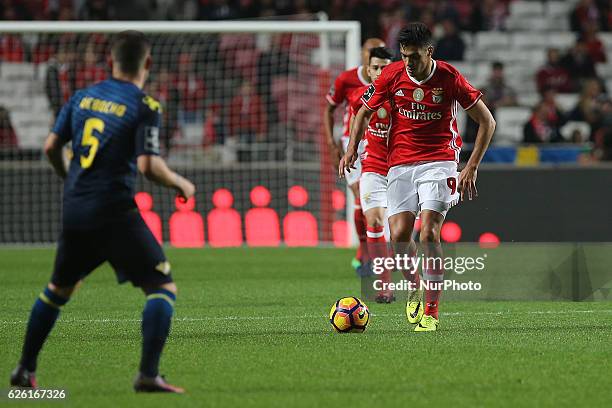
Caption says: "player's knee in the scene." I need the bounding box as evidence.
[365,212,384,228]
[143,281,177,296]
[419,225,440,243]
[390,227,410,243]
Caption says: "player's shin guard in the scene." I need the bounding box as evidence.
[423,268,443,319]
[354,207,369,262]
[367,226,391,285]
[140,289,176,378]
[20,287,69,372]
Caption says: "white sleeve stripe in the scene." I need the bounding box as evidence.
[462,93,483,111]
[326,94,338,106]
[361,98,376,111]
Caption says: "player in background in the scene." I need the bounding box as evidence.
[345,47,394,303]
[342,23,495,331]
[324,37,385,274]
[9,31,194,392]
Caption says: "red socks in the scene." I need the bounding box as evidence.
[354,208,368,261]
[367,225,391,293]
[424,269,443,319]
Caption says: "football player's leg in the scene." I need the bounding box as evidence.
[106,212,182,392]
[134,282,184,393]
[366,207,394,303]
[415,161,459,328]
[418,209,445,322]
[387,165,423,323]
[11,283,75,388]
[13,229,102,387]
[349,181,369,268]
[387,166,420,286]
[361,172,393,302]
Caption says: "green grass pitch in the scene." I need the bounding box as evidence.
[1,247,611,407]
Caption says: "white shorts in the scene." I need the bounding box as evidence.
[387,161,460,218]
[341,136,364,186]
[360,172,387,212]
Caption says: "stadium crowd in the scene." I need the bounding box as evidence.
[0,0,611,161]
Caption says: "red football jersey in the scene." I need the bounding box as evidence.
[361,60,482,167]
[349,85,390,176]
[326,66,370,137]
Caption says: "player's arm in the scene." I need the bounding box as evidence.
[137,155,194,200]
[45,95,75,179]
[339,105,373,177]
[136,98,195,200]
[324,76,346,169]
[43,132,68,179]
[459,99,496,200]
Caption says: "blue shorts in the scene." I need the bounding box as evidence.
[51,210,173,288]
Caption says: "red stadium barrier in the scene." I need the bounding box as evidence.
[245,186,280,247]
[135,192,162,244]
[208,189,243,247]
[284,186,318,247]
[169,196,205,248]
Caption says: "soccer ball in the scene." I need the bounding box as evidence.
[329,297,370,333]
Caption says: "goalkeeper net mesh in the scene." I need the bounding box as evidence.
[0,22,358,246]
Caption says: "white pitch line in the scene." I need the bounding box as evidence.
[1,310,612,325]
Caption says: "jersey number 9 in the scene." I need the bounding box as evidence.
[80,118,105,169]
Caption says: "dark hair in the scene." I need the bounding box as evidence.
[492,61,504,70]
[111,30,151,76]
[369,46,393,62]
[398,22,433,49]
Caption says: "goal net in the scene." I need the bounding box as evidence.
[0,21,360,246]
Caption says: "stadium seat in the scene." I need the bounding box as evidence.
[245,186,280,247]
[475,32,510,51]
[448,61,474,81]
[600,33,612,51]
[517,93,540,108]
[284,186,318,247]
[511,33,550,50]
[596,64,612,80]
[505,16,552,31]
[546,1,571,19]
[509,1,544,17]
[546,32,576,50]
[208,189,243,247]
[0,63,35,80]
[135,192,163,244]
[169,196,205,248]
[556,94,579,112]
[495,107,532,144]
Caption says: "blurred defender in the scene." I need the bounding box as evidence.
[10,31,194,392]
[345,47,394,303]
[324,37,385,274]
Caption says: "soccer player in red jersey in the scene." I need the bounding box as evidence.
[342,23,495,331]
[324,37,385,274]
[346,47,394,303]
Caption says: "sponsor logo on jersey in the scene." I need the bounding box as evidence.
[395,89,404,96]
[413,88,424,102]
[432,88,444,104]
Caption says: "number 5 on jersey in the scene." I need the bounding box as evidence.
[81,118,104,169]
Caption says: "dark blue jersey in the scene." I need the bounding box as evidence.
[52,78,162,229]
